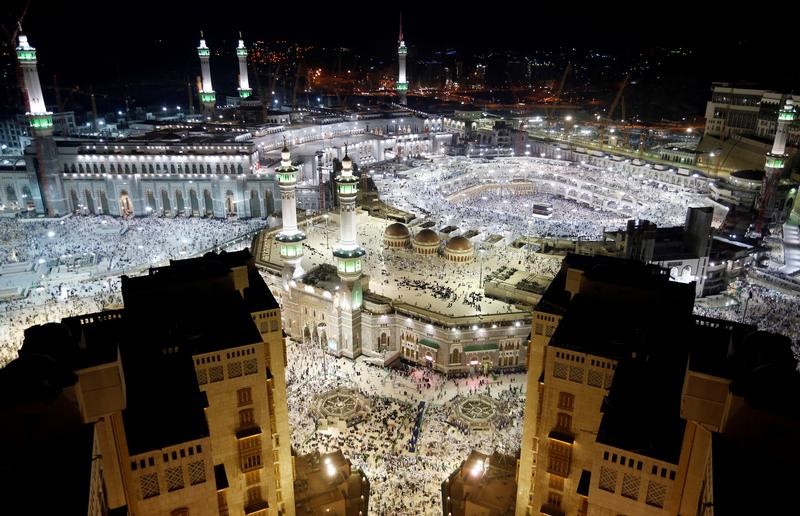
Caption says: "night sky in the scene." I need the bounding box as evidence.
[2,1,798,102]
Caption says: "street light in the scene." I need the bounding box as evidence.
[478,248,486,288]
[318,322,328,376]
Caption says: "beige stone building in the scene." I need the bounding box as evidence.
[514,253,800,516]
[0,250,296,516]
[443,450,517,516]
[293,450,369,515]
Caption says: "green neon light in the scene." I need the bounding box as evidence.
[237,48,248,57]
[16,50,36,61]
[279,242,304,259]
[238,89,253,99]
[199,91,216,104]
[778,111,795,121]
[198,48,210,57]
[766,157,785,168]
[336,256,363,275]
[338,183,357,195]
[277,171,295,183]
[28,113,53,130]
[396,82,408,92]
[398,47,407,55]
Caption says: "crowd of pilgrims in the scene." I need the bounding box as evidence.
[0,215,264,366]
[377,156,723,241]
[0,215,266,270]
[286,338,526,515]
[694,277,800,360]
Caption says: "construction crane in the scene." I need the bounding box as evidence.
[546,61,571,131]
[597,75,629,148]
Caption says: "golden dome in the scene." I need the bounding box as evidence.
[384,222,410,238]
[446,235,473,251]
[414,228,440,244]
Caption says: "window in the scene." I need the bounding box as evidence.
[553,362,568,379]
[621,473,640,500]
[547,441,571,477]
[669,470,676,481]
[598,466,617,493]
[545,325,554,337]
[569,366,584,383]
[245,470,261,486]
[535,323,543,335]
[240,408,255,428]
[546,491,562,507]
[188,460,205,485]
[604,372,614,389]
[603,451,609,461]
[588,369,603,387]
[549,475,564,491]
[555,412,572,432]
[242,453,262,471]
[238,388,253,406]
[646,481,667,508]
[243,358,258,375]
[270,320,279,332]
[139,472,160,499]
[209,365,223,382]
[166,466,184,492]
[557,392,574,411]
[171,509,189,516]
[247,486,263,504]
[651,465,658,475]
[228,361,242,378]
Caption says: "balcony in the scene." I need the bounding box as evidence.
[244,500,268,514]
[540,504,565,516]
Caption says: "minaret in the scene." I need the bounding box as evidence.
[396,14,408,106]
[333,146,366,358]
[236,32,252,99]
[276,140,305,284]
[16,28,66,216]
[756,98,795,233]
[197,32,216,116]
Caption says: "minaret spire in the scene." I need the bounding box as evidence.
[16,31,67,215]
[396,14,408,106]
[755,98,796,233]
[197,31,216,117]
[276,140,306,282]
[236,32,252,99]
[332,147,366,358]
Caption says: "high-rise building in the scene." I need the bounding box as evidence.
[0,250,297,515]
[515,253,800,515]
[704,84,800,143]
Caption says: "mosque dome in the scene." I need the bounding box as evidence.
[384,222,411,249]
[446,236,473,251]
[444,235,475,262]
[385,223,410,238]
[414,229,440,244]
